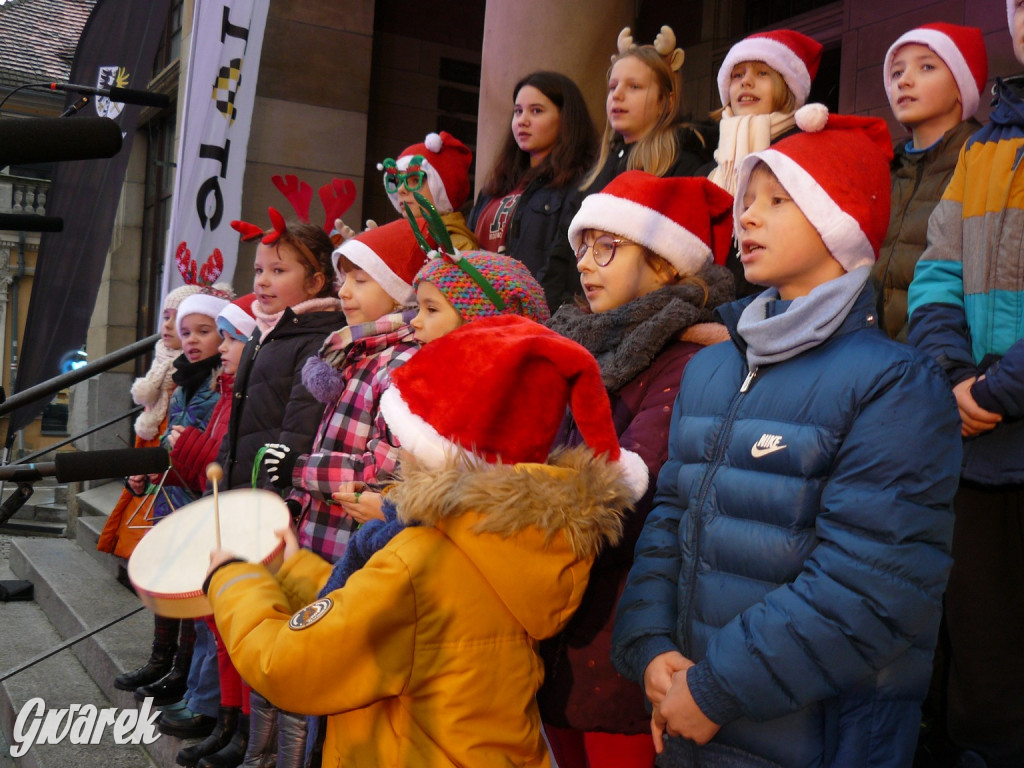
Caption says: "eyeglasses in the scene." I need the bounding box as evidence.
[381,155,427,194]
[576,235,635,267]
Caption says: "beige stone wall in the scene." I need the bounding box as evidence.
[475,0,633,192]
[236,0,376,292]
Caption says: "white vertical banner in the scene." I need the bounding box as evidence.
[161,0,270,295]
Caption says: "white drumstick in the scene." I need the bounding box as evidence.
[206,463,224,550]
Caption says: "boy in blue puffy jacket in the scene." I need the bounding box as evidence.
[611,107,963,768]
[905,5,1024,765]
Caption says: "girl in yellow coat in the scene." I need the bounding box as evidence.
[204,315,647,767]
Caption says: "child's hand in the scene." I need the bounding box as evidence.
[207,548,240,579]
[652,667,720,752]
[333,483,385,524]
[953,376,1001,437]
[643,650,688,706]
[166,425,185,448]
[127,474,147,495]
[274,525,300,561]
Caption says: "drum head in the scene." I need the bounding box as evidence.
[128,488,291,619]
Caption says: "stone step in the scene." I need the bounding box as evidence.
[0,559,157,767]
[75,516,122,582]
[7,539,194,767]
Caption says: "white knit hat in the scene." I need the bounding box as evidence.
[175,284,234,338]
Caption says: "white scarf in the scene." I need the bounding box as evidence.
[130,340,181,440]
[708,108,797,195]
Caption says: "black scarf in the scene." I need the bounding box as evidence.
[171,353,221,402]
[547,264,734,392]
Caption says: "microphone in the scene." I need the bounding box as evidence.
[0,447,169,483]
[0,214,63,233]
[47,82,171,110]
[0,117,122,165]
[60,96,90,118]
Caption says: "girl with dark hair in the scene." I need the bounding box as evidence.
[468,70,597,311]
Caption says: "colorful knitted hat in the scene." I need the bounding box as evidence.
[735,104,894,271]
[413,251,550,324]
[380,131,473,215]
[216,293,257,342]
[717,29,823,108]
[884,23,987,120]
[380,314,648,501]
[332,219,429,305]
[568,172,734,272]
[176,284,235,338]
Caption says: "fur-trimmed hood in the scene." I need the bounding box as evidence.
[389,446,628,639]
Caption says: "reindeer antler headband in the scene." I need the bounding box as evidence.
[402,192,507,312]
[614,25,685,72]
[230,174,359,266]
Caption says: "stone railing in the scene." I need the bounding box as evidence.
[0,173,50,216]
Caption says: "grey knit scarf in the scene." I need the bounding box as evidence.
[736,266,870,369]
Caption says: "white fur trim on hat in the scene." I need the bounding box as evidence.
[176,293,231,338]
[568,194,712,276]
[382,386,649,502]
[1010,0,1017,35]
[217,304,256,341]
[736,149,875,272]
[385,155,453,215]
[337,237,416,305]
[884,28,980,120]
[718,37,812,108]
[380,386,481,471]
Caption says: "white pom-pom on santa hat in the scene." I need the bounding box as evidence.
[795,103,829,132]
[380,315,650,502]
[424,132,443,153]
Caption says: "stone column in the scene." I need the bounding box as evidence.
[475,0,634,189]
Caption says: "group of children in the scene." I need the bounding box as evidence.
[92,8,1024,768]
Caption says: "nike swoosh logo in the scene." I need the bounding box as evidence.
[751,444,787,458]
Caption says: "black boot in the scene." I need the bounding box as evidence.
[198,712,249,768]
[175,706,239,767]
[135,665,189,705]
[114,647,174,691]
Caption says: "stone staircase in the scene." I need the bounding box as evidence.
[0,480,70,537]
[0,482,198,767]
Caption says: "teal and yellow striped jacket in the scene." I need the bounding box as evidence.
[908,76,1024,484]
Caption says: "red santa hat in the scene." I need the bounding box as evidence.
[380,131,473,215]
[216,293,257,342]
[380,315,648,502]
[717,29,823,108]
[332,219,428,305]
[734,104,894,272]
[884,23,987,121]
[568,172,734,272]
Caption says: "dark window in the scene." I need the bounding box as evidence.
[745,0,837,33]
[153,0,183,74]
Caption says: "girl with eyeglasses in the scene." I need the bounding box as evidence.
[378,131,478,253]
[542,171,735,768]
[468,71,597,312]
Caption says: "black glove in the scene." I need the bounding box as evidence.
[285,498,302,523]
[263,443,298,489]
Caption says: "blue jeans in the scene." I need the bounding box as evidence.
[183,619,219,717]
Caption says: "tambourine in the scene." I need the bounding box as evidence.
[128,488,291,619]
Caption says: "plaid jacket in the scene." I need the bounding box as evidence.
[294,311,417,562]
